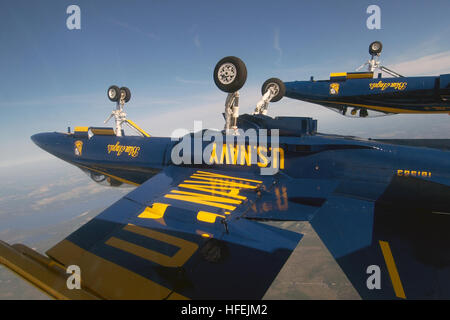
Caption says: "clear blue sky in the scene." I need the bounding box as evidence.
[1,0,450,167]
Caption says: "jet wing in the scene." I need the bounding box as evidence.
[1,166,449,299]
[236,171,450,300]
[0,167,303,299]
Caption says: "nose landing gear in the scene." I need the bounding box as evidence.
[104,86,150,137]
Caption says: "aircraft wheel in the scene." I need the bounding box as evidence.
[213,56,247,93]
[369,41,382,55]
[120,87,131,103]
[359,109,369,117]
[107,85,121,102]
[107,177,123,187]
[261,78,285,102]
[90,172,106,183]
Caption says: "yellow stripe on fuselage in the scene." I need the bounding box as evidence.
[312,99,449,114]
[90,128,115,135]
[74,126,89,132]
[330,72,347,78]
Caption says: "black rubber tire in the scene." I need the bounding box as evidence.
[213,56,247,93]
[120,87,131,103]
[261,78,285,102]
[369,41,383,55]
[90,172,106,183]
[107,177,123,187]
[107,85,121,102]
[359,109,369,118]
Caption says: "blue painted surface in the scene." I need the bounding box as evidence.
[284,74,450,114]
[30,113,450,299]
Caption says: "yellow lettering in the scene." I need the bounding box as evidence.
[219,144,227,164]
[194,170,262,184]
[107,142,140,157]
[398,169,431,178]
[184,178,258,189]
[275,186,289,211]
[271,147,285,170]
[178,183,245,200]
[227,144,239,165]
[197,211,226,223]
[257,146,268,168]
[138,203,170,219]
[370,81,407,91]
[165,190,241,210]
[209,143,219,164]
[239,145,252,166]
[105,224,198,268]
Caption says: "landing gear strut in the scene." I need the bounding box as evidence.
[105,86,131,137]
[356,41,404,77]
[104,86,150,137]
[213,56,247,134]
[254,78,285,115]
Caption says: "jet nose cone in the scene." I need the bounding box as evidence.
[31,132,61,155]
[283,81,313,100]
[31,133,47,149]
[31,132,73,158]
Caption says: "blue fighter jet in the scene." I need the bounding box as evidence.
[256,42,450,118]
[0,56,449,300]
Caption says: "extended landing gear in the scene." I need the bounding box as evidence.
[107,86,131,103]
[107,86,121,102]
[254,78,285,115]
[214,56,247,93]
[350,107,369,118]
[213,56,247,134]
[369,41,382,56]
[213,56,287,132]
[105,86,131,137]
[104,86,150,137]
[356,41,403,77]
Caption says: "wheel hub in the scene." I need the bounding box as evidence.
[267,83,280,96]
[217,63,237,84]
[108,89,117,99]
